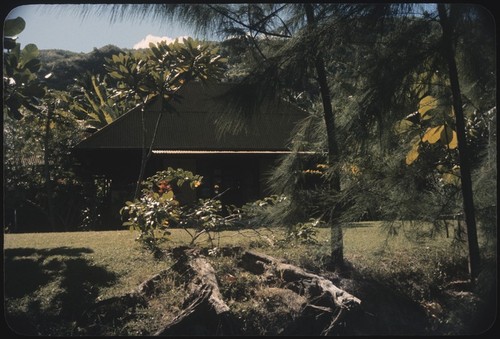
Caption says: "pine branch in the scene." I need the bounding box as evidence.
[206,4,292,39]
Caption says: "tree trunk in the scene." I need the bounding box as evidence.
[155,247,233,335]
[134,104,163,200]
[44,103,56,231]
[438,4,481,282]
[304,3,344,270]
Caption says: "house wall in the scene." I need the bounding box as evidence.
[74,150,283,228]
[151,154,271,206]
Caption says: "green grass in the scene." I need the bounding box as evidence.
[4,222,496,335]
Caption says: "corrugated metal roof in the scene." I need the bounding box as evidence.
[75,82,307,152]
[152,150,317,154]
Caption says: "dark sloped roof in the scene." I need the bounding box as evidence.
[75,82,308,152]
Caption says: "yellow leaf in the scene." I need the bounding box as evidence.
[448,130,458,149]
[406,145,419,165]
[418,95,438,117]
[442,173,460,186]
[422,125,444,144]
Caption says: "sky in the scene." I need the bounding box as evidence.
[5,4,215,53]
[3,3,444,53]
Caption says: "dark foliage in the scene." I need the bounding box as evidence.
[38,45,125,90]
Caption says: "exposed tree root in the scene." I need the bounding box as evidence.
[239,250,362,335]
[154,247,235,335]
[240,250,361,308]
[77,246,362,336]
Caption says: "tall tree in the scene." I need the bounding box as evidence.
[101,38,226,199]
[4,17,91,231]
[303,3,343,268]
[339,3,495,282]
[436,3,483,281]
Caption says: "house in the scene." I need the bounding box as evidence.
[73,82,308,227]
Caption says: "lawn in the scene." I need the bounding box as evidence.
[3,222,496,335]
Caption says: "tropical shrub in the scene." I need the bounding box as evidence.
[120,168,243,251]
[120,168,202,252]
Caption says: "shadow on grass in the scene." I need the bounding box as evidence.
[4,246,118,336]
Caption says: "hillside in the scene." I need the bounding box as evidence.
[38,45,126,90]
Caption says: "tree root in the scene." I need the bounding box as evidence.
[77,246,361,336]
[239,250,362,335]
[154,247,234,335]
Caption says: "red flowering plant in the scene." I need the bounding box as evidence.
[120,168,202,253]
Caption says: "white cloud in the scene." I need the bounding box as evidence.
[133,34,190,49]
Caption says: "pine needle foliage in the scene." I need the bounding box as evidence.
[72,3,495,248]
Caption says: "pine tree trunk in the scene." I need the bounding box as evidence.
[304,3,344,270]
[134,106,148,199]
[134,105,163,200]
[438,4,481,282]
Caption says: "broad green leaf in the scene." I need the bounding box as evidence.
[4,17,26,36]
[150,45,163,60]
[109,71,124,79]
[23,57,41,73]
[103,110,113,124]
[422,125,444,144]
[88,112,100,121]
[24,82,46,98]
[418,95,438,117]
[394,119,414,134]
[164,190,174,201]
[406,144,419,165]
[84,92,99,113]
[20,44,40,62]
